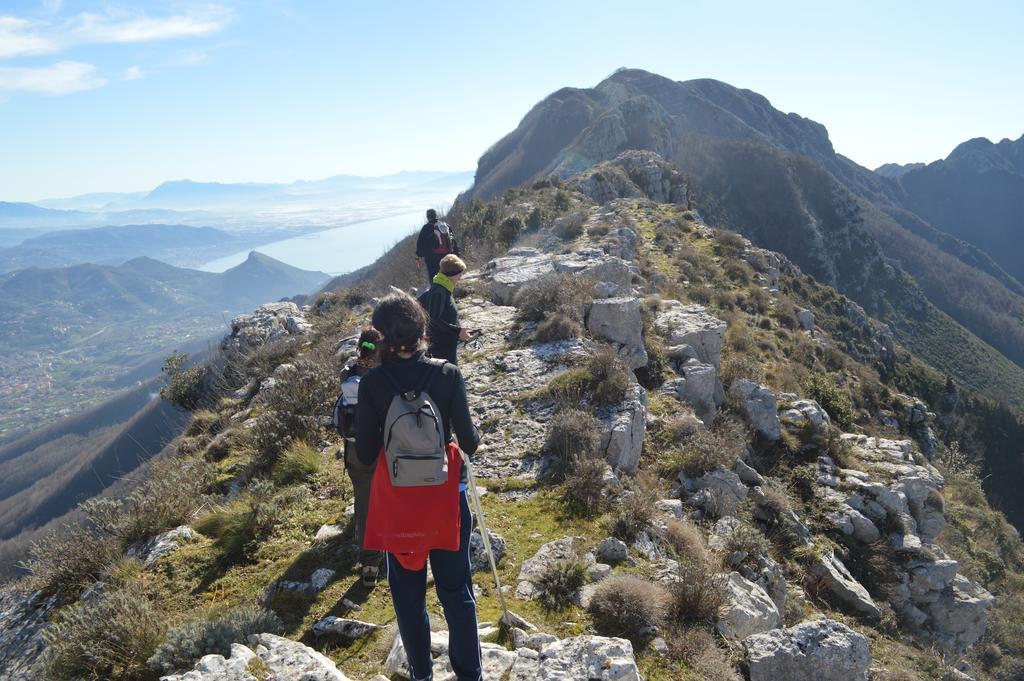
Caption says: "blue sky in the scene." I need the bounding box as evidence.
[1,0,1021,202]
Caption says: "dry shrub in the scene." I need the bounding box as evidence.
[553,210,587,240]
[663,518,709,565]
[656,415,746,479]
[561,452,607,517]
[667,557,727,625]
[546,409,600,463]
[587,347,632,406]
[251,355,337,465]
[668,627,742,681]
[724,522,771,558]
[20,525,119,600]
[147,606,283,674]
[80,456,216,546]
[43,586,165,681]
[587,575,668,642]
[514,272,592,323]
[535,558,588,610]
[609,474,659,543]
[535,313,582,342]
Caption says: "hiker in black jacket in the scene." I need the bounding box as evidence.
[418,254,473,365]
[415,208,460,285]
[355,292,482,681]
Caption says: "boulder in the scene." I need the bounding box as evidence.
[596,537,629,564]
[807,551,881,621]
[312,617,382,640]
[386,629,519,680]
[797,308,816,331]
[686,467,748,518]
[222,302,310,355]
[162,633,354,681]
[128,526,196,567]
[527,635,641,681]
[469,529,506,573]
[731,380,781,441]
[516,537,584,600]
[586,297,648,368]
[660,361,722,424]
[484,250,555,305]
[919,575,994,653]
[653,301,727,368]
[894,477,945,544]
[716,572,781,641]
[744,619,870,681]
[598,384,647,474]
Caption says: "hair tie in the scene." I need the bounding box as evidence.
[360,341,376,351]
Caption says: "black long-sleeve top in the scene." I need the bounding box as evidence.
[415,221,460,258]
[418,283,461,362]
[354,352,479,479]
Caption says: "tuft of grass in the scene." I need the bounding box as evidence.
[272,441,324,487]
[587,575,668,643]
[536,558,588,610]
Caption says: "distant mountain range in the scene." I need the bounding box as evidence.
[458,68,1024,405]
[27,170,474,213]
[879,134,1024,284]
[0,223,247,273]
[0,252,329,441]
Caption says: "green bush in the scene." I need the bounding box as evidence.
[535,558,588,610]
[527,206,543,230]
[609,475,659,543]
[43,587,165,681]
[586,348,632,406]
[498,215,524,244]
[803,374,853,430]
[514,272,592,323]
[160,351,208,411]
[272,441,324,486]
[251,356,337,464]
[724,522,771,558]
[587,575,667,642]
[147,606,283,674]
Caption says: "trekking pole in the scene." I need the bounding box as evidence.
[461,450,513,627]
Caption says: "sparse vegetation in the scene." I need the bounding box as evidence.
[535,558,588,610]
[514,271,593,323]
[147,606,283,675]
[160,351,208,411]
[587,575,667,642]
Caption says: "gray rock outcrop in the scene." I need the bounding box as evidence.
[744,619,870,681]
[162,633,354,681]
[586,297,648,368]
[731,380,781,440]
[716,572,781,641]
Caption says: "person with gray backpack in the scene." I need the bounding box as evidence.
[331,326,384,586]
[355,292,482,681]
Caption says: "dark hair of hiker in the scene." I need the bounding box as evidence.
[426,208,437,221]
[356,326,384,364]
[371,292,427,360]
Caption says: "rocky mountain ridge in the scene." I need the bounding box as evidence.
[2,164,1021,681]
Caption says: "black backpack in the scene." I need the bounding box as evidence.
[332,366,361,440]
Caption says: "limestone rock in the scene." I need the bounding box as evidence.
[684,467,748,518]
[222,302,310,356]
[807,551,881,621]
[796,308,816,331]
[128,526,196,567]
[654,300,726,368]
[586,297,648,368]
[744,619,870,681]
[529,635,641,681]
[312,617,382,640]
[469,529,506,572]
[731,380,781,441]
[0,589,56,681]
[596,537,629,564]
[516,537,584,600]
[660,361,722,424]
[716,572,781,641]
[162,633,354,681]
[598,384,647,474]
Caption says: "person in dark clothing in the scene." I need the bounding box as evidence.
[355,292,481,681]
[338,327,384,586]
[418,254,473,365]
[415,208,460,285]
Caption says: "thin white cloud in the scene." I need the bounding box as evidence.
[0,16,59,58]
[66,6,233,45]
[0,5,234,59]
[123,65,143,80]
[0,60,106,95]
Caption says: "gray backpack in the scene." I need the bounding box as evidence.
[380,359,448,487]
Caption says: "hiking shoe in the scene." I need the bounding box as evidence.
[361,564,379,588]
